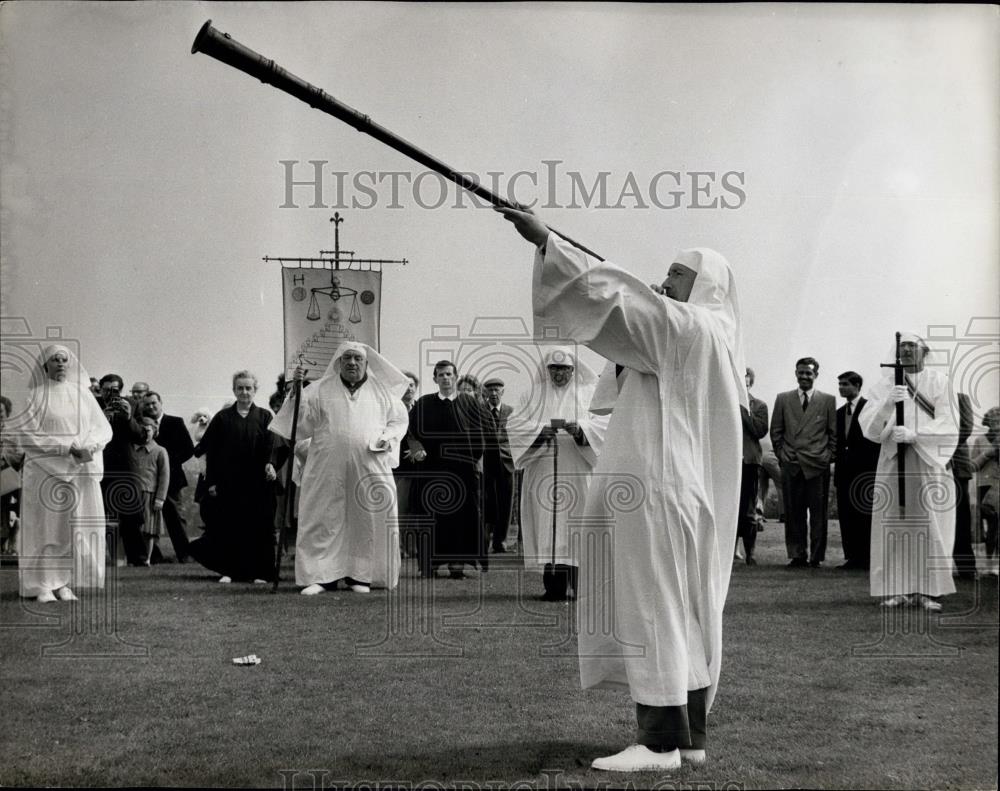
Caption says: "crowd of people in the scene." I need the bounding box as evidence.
[2,223,998,772]
[2,337,997,607]
[2,338,998,606]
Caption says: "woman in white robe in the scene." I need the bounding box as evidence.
[16,344,112,602]
[858,333,958,610]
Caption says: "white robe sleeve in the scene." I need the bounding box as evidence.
[533,234,699,375]
[376,397,409,468]
[269,385,318,441]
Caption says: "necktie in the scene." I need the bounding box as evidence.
[845,401,853,433]
[846,402,853,416]
[802,392,809,412]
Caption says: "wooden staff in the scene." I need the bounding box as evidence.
[191,20,605,262]
[272,373,303,592]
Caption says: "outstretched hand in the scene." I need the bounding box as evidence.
[495,205,549,248]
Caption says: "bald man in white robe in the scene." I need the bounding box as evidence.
[499,206,746,773]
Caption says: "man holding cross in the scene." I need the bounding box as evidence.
[498,206,745,772]
[858,332,958,610]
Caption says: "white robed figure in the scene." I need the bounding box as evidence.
[270,342,410,593]
[16,344,112,601]
[858,332,958,610]
[510,346,607,595]
[499,203,746,772]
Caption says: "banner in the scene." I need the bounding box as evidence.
[282,267,381,375]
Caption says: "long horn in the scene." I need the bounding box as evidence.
[191,20,604,262]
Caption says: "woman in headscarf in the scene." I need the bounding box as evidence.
[17,344,112,602]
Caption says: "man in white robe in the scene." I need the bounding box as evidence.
[270,342,410,594]
[510,347,607,600]
[858,333,958,610]
[499,207,746,773]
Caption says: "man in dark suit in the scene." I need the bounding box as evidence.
[738,368,769,565]
[407,360,485,579]
[833,371,881,570]
[139,392,195,563]
[482,377,515,554]
[770,357,837,568]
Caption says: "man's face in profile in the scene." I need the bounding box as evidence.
[837,379,859,400]
[660,263,697,303]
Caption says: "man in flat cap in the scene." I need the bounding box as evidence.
[482,377,515,555]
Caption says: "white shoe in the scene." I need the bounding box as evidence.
[301,584,325,596]
[36,590,57,603]
[680,748,706,765]
[591,744,681,772]
[916,595,942,612]
[252,579,268,585]
[734,548,744,560]
[881,595,909,608]
[55,586,78,601]
[218,576,232,584]
[349,583,371,593]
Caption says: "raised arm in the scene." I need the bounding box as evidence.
[497,207,695,375]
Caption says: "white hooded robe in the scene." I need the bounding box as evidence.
[533,235,745,709]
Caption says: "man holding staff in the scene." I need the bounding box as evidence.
[270,342,411,594]
[498,207,746,772]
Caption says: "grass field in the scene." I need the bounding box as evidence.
[1,518,997,789]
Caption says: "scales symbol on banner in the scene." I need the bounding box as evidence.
[265,213,406,370]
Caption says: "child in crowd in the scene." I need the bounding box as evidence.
[128,415,170,565]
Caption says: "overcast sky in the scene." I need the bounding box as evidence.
[2,2,997,424]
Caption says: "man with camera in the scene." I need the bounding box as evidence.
[97,374,144,565]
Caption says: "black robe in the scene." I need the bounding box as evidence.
[407,393,484,569]
[188,404,275,581]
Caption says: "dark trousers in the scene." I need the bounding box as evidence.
[162,491,190,561]
[737,463,760,557]
[783,465,829,562]
[980,490,998,558]
[951,475,976,576]
[636,687,708,750]
[836,471,874,568]
[483,463,514,550]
